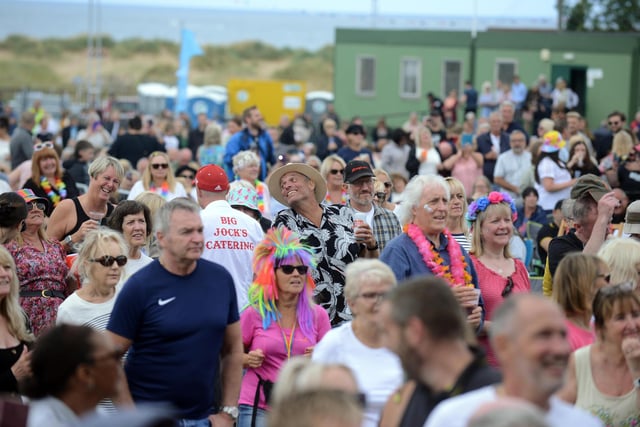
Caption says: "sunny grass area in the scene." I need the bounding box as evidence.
[0,35,334,96]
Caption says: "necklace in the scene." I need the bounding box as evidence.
[406,224,473,287]
[40,176,67,207]
[255,180,267,214]
[150,181,170,199]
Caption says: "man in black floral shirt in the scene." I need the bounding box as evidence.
[268,163,379,326]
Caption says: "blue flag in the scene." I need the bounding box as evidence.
[175,28,203,114]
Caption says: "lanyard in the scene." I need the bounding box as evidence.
[279,321,296,359]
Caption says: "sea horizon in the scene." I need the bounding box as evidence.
[3,1,556,50]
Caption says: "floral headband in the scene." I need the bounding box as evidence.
[466,191,518,223]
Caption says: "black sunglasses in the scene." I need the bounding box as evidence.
[179,174,195,180]
[375,192,387,200]
[329,169,344,175]
[382,182,392,188]
[151,163,169,170]
[501,276,514,298]
[90,255,128,267]
[277,265,308,275]
[26,202,46,212]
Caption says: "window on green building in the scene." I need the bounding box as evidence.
[400,58,421,98]
[443,60,462,98]
[495,60,517,85]
[356,55,376,96]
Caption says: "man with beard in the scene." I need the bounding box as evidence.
[224,105,276,182]
[425,294,603,427]
[379,277,500,427]
[344,160,401,251]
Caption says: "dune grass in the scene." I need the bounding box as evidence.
[0,34,333,97]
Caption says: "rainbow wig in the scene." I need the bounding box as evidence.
[247,226,317,340]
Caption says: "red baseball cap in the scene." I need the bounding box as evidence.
[195,165,229,192]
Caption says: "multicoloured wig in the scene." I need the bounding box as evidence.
[247,226,317,340]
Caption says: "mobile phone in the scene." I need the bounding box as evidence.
[461,133,473,146]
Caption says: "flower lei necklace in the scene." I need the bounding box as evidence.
[40,176,67,207]
[255,180,267,214]
[406,223,473,287]
[150,181,170,199]
[324,189,347,205]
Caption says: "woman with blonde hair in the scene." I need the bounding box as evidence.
[467,191,530,366]
[0,245,35,394]
[198,122,225,167]
[23,141,79,216]
[553,253,610,351]
[599,129,635,183]
[320,154,347,206]
[233,150,271,218]
[373,169,397,213]
[445,177,471,252]
[597,238,640,288]
[127,151,186,201]
[412,126,442,176]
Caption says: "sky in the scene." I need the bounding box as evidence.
[25,0,559,17]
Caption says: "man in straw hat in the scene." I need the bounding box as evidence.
[269,163,379,327]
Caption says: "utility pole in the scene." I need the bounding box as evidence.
[557,0,564,31]
[371,0,378,28]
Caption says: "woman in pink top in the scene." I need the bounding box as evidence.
[442,134,483,197]
[467,192,530,366]
[552,252,610,351]
[239,227,331,427]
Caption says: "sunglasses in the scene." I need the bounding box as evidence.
[90,255,128,267]
[608,121,621,126]
[151,163,169,170]
[26,202,46,212]
[596,273,611,283]
[34,141,54,151]
[277,265,308,275]
[382,182,392,189]
[329,169,344,175]
[179,174,195,180]
[375,192,387,200]
[501,276,514,298]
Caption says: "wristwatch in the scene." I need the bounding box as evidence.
[221,406,239,421]
[63,235,74,247]
[634,378,640,390]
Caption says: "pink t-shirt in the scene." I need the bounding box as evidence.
[566,319,595,351]
[239,305,331,409]
[472,256,530,367]
[451,156,482,197]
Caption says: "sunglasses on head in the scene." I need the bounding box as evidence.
[329,169,344,175]
[26,202,46,212]
[90,255,128,267]
[501,276,514,298]
[34,141,54,151]
[151,163,169,170]
[277,265,308,275]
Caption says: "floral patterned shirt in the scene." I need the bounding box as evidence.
[274,204,361,326]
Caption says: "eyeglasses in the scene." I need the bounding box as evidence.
[596,273,611,283]
[90,255,128,267]
[277,265,308,275]
[382,182,392,189]
[608,121,621,126]
[179,174,195,180]
[151,163,169,170]
[501,277,514,298]
[26,202,46,212]
[34,141,54,151]
[329,169,344,175]
[375,192,387,200]
[357,291,388,303]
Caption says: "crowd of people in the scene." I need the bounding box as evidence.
[0,93,639,427]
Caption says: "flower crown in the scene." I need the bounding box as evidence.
[466,191,518,223]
